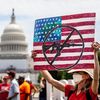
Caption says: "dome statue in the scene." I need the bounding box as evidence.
[0,9,28,59]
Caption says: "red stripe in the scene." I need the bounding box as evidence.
[62,13,95,20]
[62,21,95,27]
[62,29,94,35]
[34,63,94,70]
[34,47,93,54]
[34,55,94,61]
[33,38,94,46]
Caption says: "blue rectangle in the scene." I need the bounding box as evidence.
[34,16,62,42]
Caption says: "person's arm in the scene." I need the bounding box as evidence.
[91,42,100,94]
[33,85,38,93]
[41,70,65,92]
[39,78,45,88]
[31,84,38,96]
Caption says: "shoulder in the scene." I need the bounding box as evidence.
[65,84,75,96]
[65,84,74,90]
[12,79,19,86]
[23,81,30,88]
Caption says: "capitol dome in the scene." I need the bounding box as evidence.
[0,9,28,59]
[3,23,24,33]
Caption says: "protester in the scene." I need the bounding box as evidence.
[19,76,30,100]
[7,70,20,100]
[39,77,46,100]
[29,81,38,100]
[31,42,100,100]
[0,76,10,100]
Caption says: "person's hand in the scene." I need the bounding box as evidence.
[31,50,37,59]
[92,42,100,51]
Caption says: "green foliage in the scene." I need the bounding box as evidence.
[0,79,2,83]
[38,72,43,83]
[38,70,72,82]
[49,70,72,80]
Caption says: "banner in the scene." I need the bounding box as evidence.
[33,13,95,70]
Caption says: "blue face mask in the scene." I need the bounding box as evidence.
[73,73,83,84]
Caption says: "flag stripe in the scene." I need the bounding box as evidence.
[62,13,95,20]
[33,47,93,54]
[35,52,94,58]
[34,60,94,65]
[34,55,94,61]
[62,21,95,27]
[34,64,94,70]
[34,42,94,50]
[62,29,94,35]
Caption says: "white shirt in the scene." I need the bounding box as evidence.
[8,79,20,100]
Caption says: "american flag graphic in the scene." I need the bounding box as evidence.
[33,13,95,70]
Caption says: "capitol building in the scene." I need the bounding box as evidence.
[0,9,38,83]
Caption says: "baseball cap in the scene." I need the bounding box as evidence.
[25,76,30,81]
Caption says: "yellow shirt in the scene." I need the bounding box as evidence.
[20,81,30,100]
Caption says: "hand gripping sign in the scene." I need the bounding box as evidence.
[42,25,84,70]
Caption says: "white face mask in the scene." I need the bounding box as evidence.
[73,73,83,84]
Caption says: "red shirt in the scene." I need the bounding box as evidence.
[0,83,10,100]
[65,85,97,100]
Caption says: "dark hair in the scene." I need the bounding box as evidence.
[18,76,24,80]
[18,76,25,85]
[7,70,16,78]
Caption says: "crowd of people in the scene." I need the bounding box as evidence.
[0,71,38,100]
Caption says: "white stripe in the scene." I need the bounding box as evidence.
[33,42,93,50]
[62,33,94,40]
[34,60,94,65]
[36,52,93,58]
[62,30,94,34]
[62,17,95,24]
[75,25,94,30]
[62,25,94,31]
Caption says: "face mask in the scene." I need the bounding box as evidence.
[73,73,83,84]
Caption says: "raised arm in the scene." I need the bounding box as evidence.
[91,42,100,94]
[40,70,65,92]
[31,51,65,92]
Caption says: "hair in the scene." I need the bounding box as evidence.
[74,76,92,92]
[18,76,25,85]
[7,70,16,78]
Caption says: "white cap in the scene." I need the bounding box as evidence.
[25,76,30,81]
[68,69,93,79]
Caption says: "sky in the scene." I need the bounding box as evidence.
[0,0,100,55]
